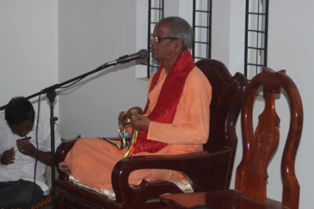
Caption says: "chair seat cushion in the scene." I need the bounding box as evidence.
[68,175,193,201]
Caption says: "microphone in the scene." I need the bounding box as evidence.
[107,49,148,65]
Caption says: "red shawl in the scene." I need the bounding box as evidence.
[132,49,195,154]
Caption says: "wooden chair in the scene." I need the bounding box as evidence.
[161,68,303,209]
[55,59,248,208]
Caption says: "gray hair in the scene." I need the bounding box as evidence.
[159,16,194,50]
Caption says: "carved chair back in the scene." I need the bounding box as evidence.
[236,68,303,208]
[196,59,248,187]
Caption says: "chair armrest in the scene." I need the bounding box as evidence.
[55,139,233,204]
[112,149,233,203]
[55,139,78,181]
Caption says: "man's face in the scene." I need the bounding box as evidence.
[150,22,179,62]
[10,119,34,137]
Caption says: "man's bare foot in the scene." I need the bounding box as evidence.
[58,162,71,175]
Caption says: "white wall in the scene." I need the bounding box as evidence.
[268,1,314,208]
[0,0,58,117]
[1,0,313,208]
[58,0,148,138]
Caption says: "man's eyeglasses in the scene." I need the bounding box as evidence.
[151,34,178,43]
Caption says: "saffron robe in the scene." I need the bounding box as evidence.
[64,64,212,189]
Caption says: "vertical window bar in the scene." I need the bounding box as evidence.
[264,0,269,74]
[192,1,196,58]
[244,0,269,80]
[147,0,164,78]
[193,0,212,62]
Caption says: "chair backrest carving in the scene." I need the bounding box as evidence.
[235,68,303,209]
[196,59,248,187]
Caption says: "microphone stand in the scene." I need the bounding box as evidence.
[0,60,121,209]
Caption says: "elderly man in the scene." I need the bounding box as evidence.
[59,16,212,189]
[0,97,61,207]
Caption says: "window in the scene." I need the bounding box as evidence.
[145,0,212,77]
[147,0,164,78]
[193,0,212,62]
[244,0,269,80]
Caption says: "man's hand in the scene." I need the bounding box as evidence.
[1,147,15,165]
[16,139,52,165]
[130,113,151,132]
[16,139,36,157]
